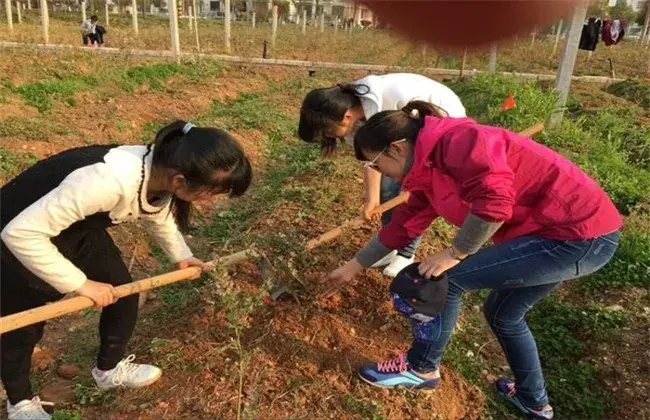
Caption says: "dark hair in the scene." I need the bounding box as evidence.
[353,100,447,161]
[152,120,252,232]
[90,15,98,21]
[298,83,369,156]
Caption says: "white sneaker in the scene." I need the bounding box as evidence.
[371,250,398,268]
[382,255,415,278]
[7,396,53,420]
[92,354,162,391]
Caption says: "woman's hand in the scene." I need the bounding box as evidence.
[322,259,364,295]
[418,248,464,278]
[177,257,208,279]
[76,280,118,307]
[361,199,381,221]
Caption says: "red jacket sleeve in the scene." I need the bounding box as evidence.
[438,126,515,221]
[378,191,438,250]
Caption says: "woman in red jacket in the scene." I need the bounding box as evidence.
[325,101,622,420]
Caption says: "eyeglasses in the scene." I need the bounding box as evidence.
[364,139,406,170]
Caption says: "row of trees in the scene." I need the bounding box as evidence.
[587,0,646,26]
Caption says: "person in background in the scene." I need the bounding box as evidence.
[1,121,252,420]
[81,15,98,46]
[325,101,622,420]
[299,73,466,277]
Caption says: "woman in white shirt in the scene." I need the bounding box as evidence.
[0,121,252,420]
[298,73,466,277]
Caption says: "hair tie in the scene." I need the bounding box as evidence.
[402,106,420,119]
[182,122,196,134]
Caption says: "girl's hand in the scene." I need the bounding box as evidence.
[362,199,381,221]
[322,259,364,296]
[76,280,118,307]
[177,257,208,279]
[418,248,464,279]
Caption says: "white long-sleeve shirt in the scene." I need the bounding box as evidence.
[1,145,193,293]
[344,73,467,144]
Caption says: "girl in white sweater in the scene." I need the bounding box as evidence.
[0,121,252,420]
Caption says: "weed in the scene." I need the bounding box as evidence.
[607,79,650,109]
[16,77,97,112]
[0,147,36,179]
[528,299,628,418]
[343,394,384,420]
[581,227,650,292]
[0,116,73,140]
[52,410,82,420]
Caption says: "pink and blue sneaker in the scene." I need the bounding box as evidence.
[496,378,554,419]
[357,352,440,390]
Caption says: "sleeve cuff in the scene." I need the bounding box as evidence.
[453,212,504,255]
[354,235,393,268]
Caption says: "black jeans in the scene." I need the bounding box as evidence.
[0,227,138,404]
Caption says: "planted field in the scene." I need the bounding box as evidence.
[0,41,648,420]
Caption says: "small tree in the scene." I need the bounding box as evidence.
[587,0,609,17]
[609,0,638,24]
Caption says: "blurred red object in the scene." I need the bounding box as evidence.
[362,1,578,49]
[500,94,517,111]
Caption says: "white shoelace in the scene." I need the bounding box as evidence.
[108,354,140,386]
[12,396,54,416]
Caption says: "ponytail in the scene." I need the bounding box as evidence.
[298,83,369,156]
[353,100,447,161]
[151,120,252,233]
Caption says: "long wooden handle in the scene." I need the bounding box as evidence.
[518,122,544,138]
[0,249,256,334]
[305,192,410,250]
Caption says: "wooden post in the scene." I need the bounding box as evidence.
[310,0,315,24]
[16,0,21,23]
[26,0,30,10]
[488,43,497,74]
[301,9,306,34]
[548,2,587,129]
[81,1,86,22]
[188,5,193,33]
[334,16,338,34]
[530,26,537,47]
[167,0,181,63]
[105,1,109,26]
[192,0,200,51]
[320,12,324,32]
[6,0,15,27]
[224,0,231,53]
[131,0,138,35]
[271,4,277,49]
[251,11,255,28]
[460,47,467,78]
[552,19,563,56]
[40,0,48,43]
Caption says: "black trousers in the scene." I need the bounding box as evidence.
[0,227,138,404]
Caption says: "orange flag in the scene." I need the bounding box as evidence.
[500,94,517,111]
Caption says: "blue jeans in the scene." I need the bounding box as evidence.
[404,231,620,407]
[380,175,422,258]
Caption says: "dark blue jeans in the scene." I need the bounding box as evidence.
[380,175,422,258]
[406,231,620,407]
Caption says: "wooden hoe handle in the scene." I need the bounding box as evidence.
[0,249,256,334]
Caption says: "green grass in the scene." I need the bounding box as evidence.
[0,147,37,179]
[10,59,223,113]
[528,299,628,419]
[0,116,73,140]
[52,410,83,420]
[607,78,650,109]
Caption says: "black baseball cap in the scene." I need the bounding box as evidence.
[389,262,448,317]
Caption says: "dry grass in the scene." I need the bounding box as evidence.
[0,11,648,78]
